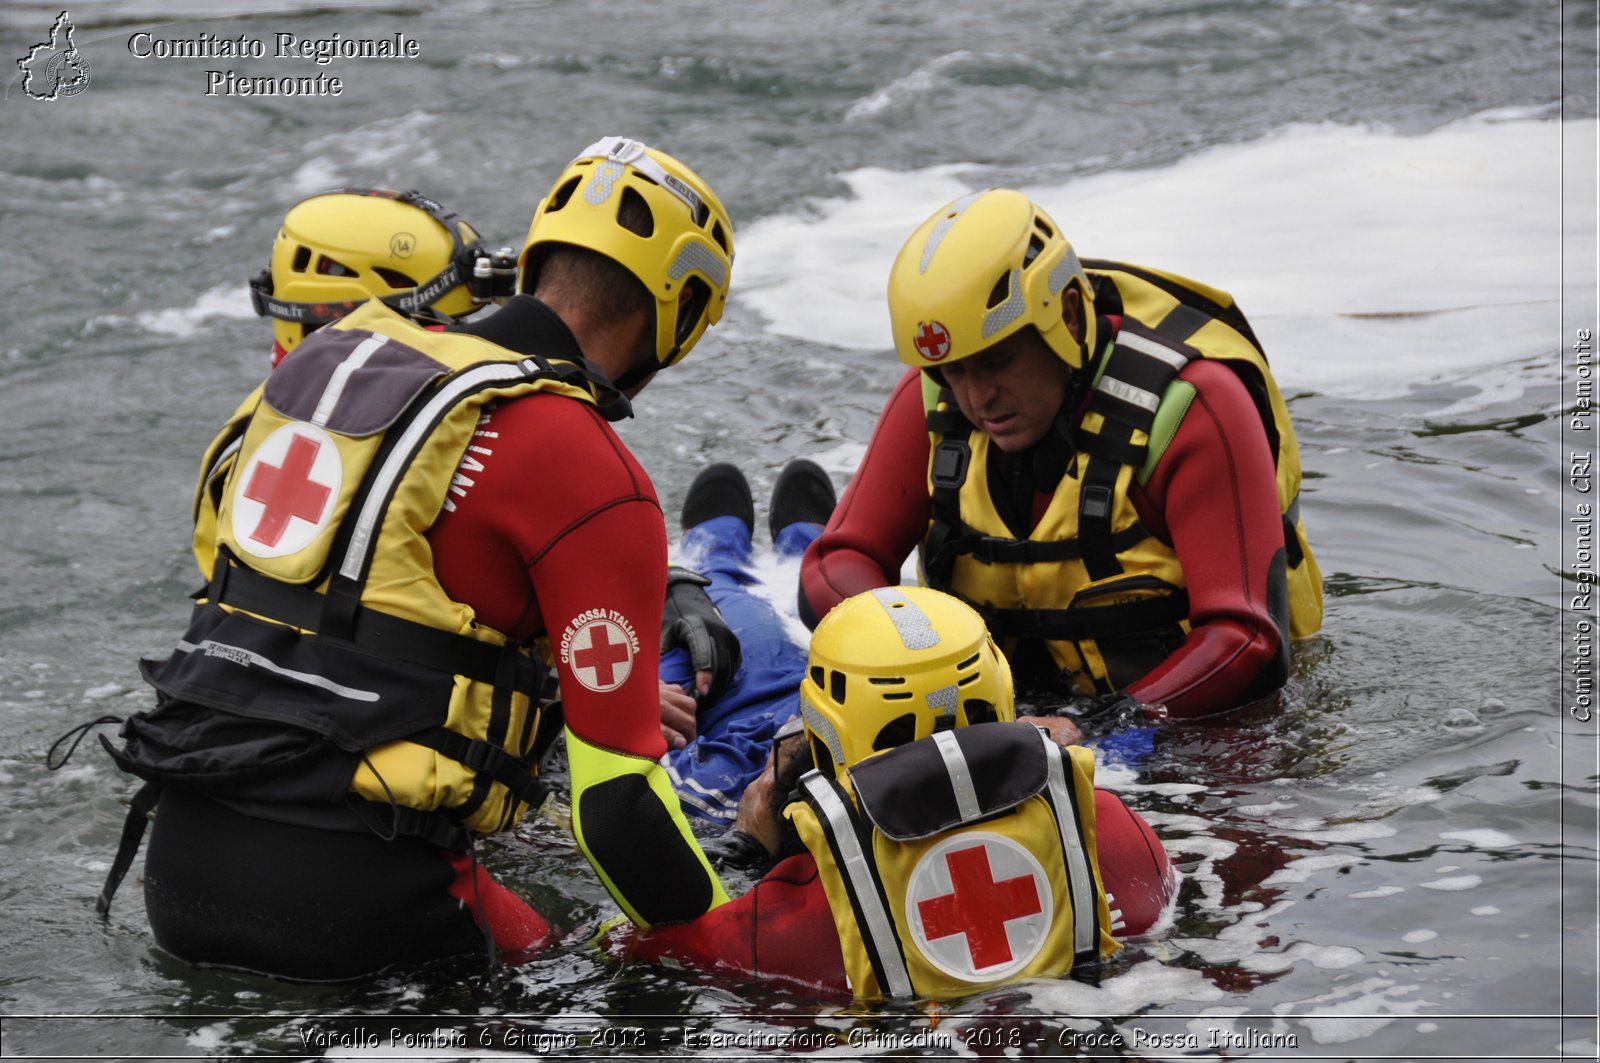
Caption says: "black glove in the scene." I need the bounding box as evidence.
[661,566,742,702]
[1056,691,1148,737]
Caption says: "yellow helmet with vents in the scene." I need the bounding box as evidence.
[519,137,734,369]
[250,188,510,355]
[800,587,1014,779]
[887,188,1094,372]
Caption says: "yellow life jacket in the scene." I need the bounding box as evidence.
[920,260,1322,695]
[785,722,1118,1002]
[116,300,613,846]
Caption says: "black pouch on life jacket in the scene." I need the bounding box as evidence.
[107,602,458,805]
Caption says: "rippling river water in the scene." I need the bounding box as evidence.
[1,1,1596,1058]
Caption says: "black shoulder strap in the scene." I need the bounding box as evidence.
[922,391,977,588]
[1076,308,1209,580]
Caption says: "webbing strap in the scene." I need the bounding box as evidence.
[1037,733,1100,964]
[970,589,1190,643]
[800,772,914,1000]
[211,562,543,696]
[96,779,161,917]
[409,727,548,811]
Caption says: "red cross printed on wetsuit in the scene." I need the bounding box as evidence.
[916,842,1043,970]
[242,433,334,549]
[567,618,636,692]
[913,320,951,362]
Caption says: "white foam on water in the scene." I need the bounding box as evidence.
[1419,874,1482,891]
[1242,942,1365,974]
[1402,929,1438,944]
[1350,886,1405,899]
[737,111,1587,407]
[1262,852,1364,887]
[1440,828,1519,848]
[128,283,255,338]
[1470,905,1502,916]
[1024,958,1225,1016]
[1273,976,1434,1045]
[1267,818,1398,844]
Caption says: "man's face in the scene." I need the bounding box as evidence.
[940,328,1073,453]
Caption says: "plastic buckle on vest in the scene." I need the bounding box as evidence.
[1082,485,1113,520]
[931,440,970,488]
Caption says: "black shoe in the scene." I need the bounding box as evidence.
[681,462,754,533]
[769,458,837,541]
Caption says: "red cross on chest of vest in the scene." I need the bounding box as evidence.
[907,831,1053,982]
[913,320,952,362]
[230,423,343,559]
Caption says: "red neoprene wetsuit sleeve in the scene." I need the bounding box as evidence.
[1123,359,1287,717]
[799,367,931,620]
[626,854,850,997]
[427,392,668,760]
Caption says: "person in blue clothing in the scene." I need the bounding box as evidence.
[658,460,836,823]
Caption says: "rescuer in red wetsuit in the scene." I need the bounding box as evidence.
[618,588,1178,1000]
[798,190,1323,723]
[94,140,740,981]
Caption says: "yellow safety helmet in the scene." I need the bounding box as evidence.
[250,188,514,355]
[887,188,1096,372]
[800,587,1015,779]
[519,137,734,369]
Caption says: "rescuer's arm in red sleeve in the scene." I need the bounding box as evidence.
[1123,360,1290,718]
[798,368,933,627]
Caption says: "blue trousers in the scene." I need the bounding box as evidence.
[658,517,819,822]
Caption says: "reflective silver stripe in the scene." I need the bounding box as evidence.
[981,269,1024,340]
[932,731,980,822]
[340,362,529,582]
[925,682,958,725]
[869,587,941,650]
[312,333,389,427]
[1047,247,1085,296]
[668,241,727,287]
[1039,729,1097,957]
[176,638,380,702]
[1095,375,1161,413]
[801,774,914,999]
[1116,330,1190,370]
[583,160,624,205]
[799,699,846,767]
[203,436,243,486]
[918,191,983,273]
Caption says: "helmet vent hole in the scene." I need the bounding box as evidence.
[316,255,356,277]
[829,669,847,705]
[1024,234,1045,268]
[618,187,655,238]
[985,273,1010,309]
[711,220,729,253]
[809,666,825,690]
[957,652,980,670]
[291,246,312,273]
[957,673,981,686]
[868,676,906,686]
[882,692,913,701]
[964,699,997,725]
[372,267,418,289]
[547,176,581,213]
[873,714,917,751]
[1035,217,1054,239]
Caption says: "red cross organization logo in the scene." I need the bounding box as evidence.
[907,832,1053,983]
[912,321,952,362]
[560,613,640,693]
[230,423,342,558]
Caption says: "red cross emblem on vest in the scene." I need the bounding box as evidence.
[912,320,952,362]
[230,423,342,559]
[907,832,1053,982]
[566,616,637,693]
